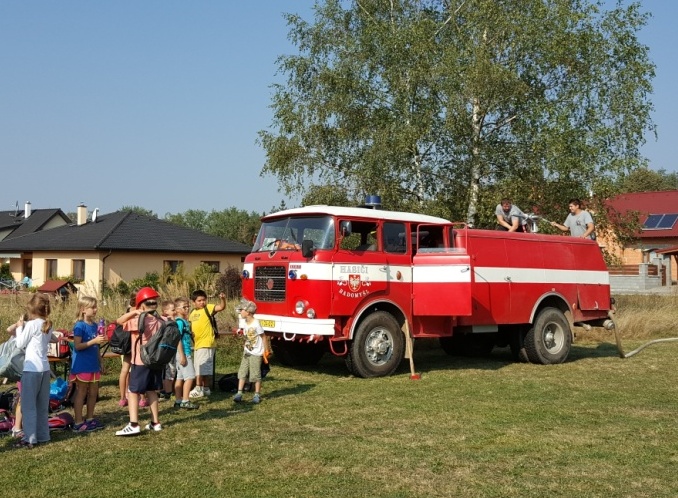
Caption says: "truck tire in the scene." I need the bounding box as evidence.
[524,307,572,364]
[271,341,325,366]
[349,311,404,378]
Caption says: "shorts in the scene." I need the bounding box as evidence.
[238,353,263,383]
[128,364,163,394]
[194,348,215,376]
[68,372,101,383]
[176,356,196,381]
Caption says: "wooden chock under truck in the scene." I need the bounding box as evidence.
[241,198,614,378]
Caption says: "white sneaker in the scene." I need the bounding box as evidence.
[144,422,162,432]
[203,387,211,396]
[115,423,141,436]
[189,388,204,399]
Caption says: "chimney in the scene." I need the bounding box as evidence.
[77,204,88,226]
[24,201,32,218]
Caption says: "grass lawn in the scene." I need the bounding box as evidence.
[1,335,677,498]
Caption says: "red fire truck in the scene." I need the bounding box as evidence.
[241,202,613,377]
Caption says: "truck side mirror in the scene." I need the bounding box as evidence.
[302,239,314,258]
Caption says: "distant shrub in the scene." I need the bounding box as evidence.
[216,265,242,300]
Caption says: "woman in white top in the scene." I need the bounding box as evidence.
[14,293,57,448]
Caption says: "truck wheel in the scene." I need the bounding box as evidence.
[524,308,572,364]
[349,312,404,378]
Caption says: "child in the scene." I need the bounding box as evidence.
[188,290,226,398]
[6,315,25,439]
[14,293,57,448]
[158,300,177,401]
[115,294,135,408]
[115,287,164,436]
[70,295,106,432]
[233,299,270,404]
[173,297,198,409]
[116,294,148,408]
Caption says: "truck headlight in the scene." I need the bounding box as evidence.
[295,301,306,315]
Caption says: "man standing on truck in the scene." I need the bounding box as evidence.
[551,198,596,239]
[495,198,528,232]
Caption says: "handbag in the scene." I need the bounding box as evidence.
[0,337,25,382]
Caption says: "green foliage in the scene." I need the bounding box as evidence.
[165,208,261,246]
[128,272,161,291]
[617,167,678,193]
[215,264,243,300]
[0,263,11,281]
[260,0,655,231]
[119,205,158,218]
[301,184,352,207]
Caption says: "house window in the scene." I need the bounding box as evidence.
[73,260,85,281]
[46,259,57,279]
[164,260,183,274]
[202,261,220,273]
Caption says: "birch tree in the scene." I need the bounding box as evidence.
[259,0,654,227]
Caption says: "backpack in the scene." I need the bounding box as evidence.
[107,323,131,356]
[138,312,182,370]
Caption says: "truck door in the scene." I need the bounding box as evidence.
[412,224,472,316]
[331,219,388,317]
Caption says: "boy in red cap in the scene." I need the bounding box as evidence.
[115,287,164,436]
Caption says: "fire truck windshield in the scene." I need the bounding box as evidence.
[253,216,335,252]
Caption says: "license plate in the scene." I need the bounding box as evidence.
[259,319,276,328]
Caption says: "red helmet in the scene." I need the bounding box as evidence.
[135,287,159,307]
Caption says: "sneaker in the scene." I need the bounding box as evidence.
[11,429,24,439]
[72,422,89,433]
[203,387,211,396]
[233,393,242,403]
[252,393,261,404]
[115,423,141,437]
[139,397,149,408]
[189,388,204,399]
[179,400,198,410]
[173,401,182,408]
[86,419,105,431]
[158,391,171,401]
[118,398,128,408]
[144,422,162,432]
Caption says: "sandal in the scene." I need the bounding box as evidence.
[11,429,24,439]
[13,440,34,449]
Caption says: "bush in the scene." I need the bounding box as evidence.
[216,265,242,300]
[0,263,11,281]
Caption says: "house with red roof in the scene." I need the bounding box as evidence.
[604,190,678,284]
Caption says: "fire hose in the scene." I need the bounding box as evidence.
[606,310,678,358]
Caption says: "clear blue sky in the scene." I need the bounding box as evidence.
[0,1,674,217]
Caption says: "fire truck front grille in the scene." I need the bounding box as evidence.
[254,266,286,302]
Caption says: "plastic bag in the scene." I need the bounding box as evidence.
[0,337,25,382]
[49,377,69,401]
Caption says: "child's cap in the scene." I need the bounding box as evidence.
[236,298,257,314]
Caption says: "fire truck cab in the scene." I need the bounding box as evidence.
[241,204,612,378]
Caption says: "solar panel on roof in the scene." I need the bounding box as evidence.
[656,214,678,229]
[643,214,662,229]
[643,213,678,230]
